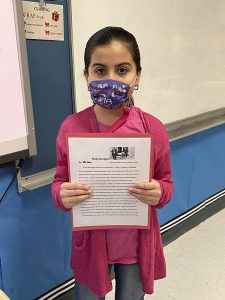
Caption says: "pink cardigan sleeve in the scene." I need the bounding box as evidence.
[51,122,71,212]
[154,149,174,209]
[142,110,174,209]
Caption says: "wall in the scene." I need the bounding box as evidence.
[0,165,72,299]
[158,123,225,225]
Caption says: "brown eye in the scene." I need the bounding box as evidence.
[118,67,128,74]
[96,68,105,74]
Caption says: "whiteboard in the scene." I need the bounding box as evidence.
[0,0,36,163]
[69,0,225,124]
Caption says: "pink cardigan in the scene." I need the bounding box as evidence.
[51,105,174,296]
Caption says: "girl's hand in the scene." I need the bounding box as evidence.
[128,179,161,205]
[60,182,92,209]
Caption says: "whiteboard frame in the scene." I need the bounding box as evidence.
[166,107,225,141]
[0,0,37,164]
[15,0,36,157]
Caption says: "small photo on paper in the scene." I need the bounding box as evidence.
[109,147,135,160]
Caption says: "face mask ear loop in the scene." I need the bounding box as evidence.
[87,77,91,91]
[130,76,139,89]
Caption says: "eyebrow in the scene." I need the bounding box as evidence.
[91,62,132,68]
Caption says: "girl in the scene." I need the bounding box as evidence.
[51,26,174,300]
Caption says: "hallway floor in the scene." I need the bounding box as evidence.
[106,208,225,300]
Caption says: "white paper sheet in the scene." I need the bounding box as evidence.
[67,134,151,230]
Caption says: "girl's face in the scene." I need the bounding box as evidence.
[85,41,141,97]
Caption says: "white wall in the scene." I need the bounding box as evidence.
[70,0,225,123]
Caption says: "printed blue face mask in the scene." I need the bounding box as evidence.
[88,78,137,109]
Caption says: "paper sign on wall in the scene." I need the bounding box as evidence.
[22,1,64,41]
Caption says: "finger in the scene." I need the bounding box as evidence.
[63,194,91,207]
[62,182,90,190]
[129,192,151,204]
[62,188,92,197]
[129,191,156,205]
[128,186,153,196]
[129,191,149,201]
[132,182,155,190]
[71,194,92,204]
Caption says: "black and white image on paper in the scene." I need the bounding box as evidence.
[110,147,135,160]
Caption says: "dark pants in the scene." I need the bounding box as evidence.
[74,263,145,300]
